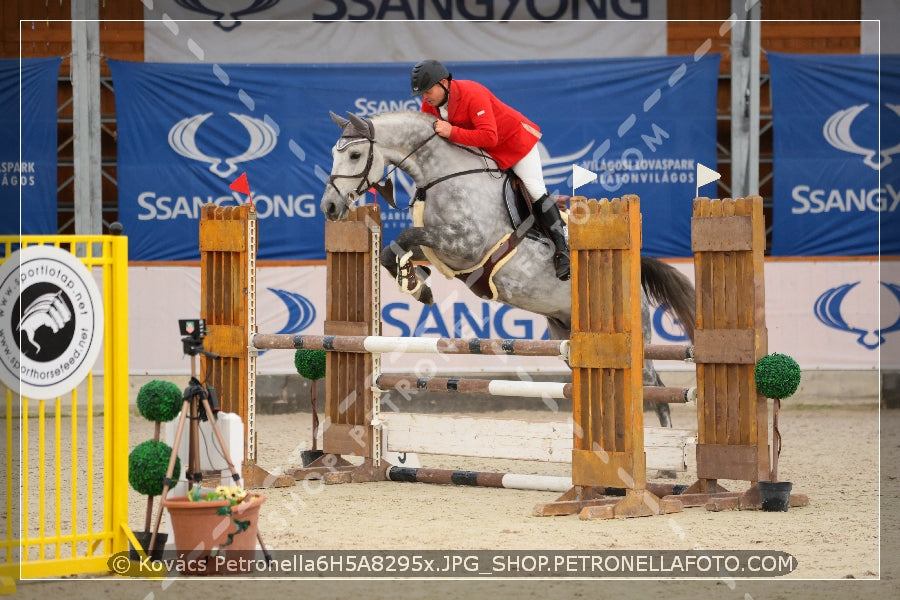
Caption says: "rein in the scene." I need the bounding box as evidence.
[327,130,440,209]
[330,118,503,209]
[413,167,502,203]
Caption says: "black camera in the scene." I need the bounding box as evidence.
[179,318,207,356]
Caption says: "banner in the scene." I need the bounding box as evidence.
[143,2,667,63]
[125,259,894,375]
[0,57,61,235]
[110,55,719,261]
[768,53,900,256]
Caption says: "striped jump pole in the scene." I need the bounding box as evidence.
[252,333,691,362]
[375,374,697,404]
[385,467,690,497]
[253,333,570,358]
[386,466,572,492]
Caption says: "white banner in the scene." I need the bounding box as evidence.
[143,1,667,63]
[126,259,897,376]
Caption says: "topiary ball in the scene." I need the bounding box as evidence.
[136,380,182,423]
[755,353,801,400]
[294,349,327,380]
[128,439,180,497]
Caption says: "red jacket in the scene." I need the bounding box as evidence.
[420,79,541,170]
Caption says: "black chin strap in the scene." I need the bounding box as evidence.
[437,78,451,108]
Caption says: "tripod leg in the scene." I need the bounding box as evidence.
[148,398,191,555]
[188,393,202,486]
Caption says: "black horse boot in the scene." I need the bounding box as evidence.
[534,194,570,281]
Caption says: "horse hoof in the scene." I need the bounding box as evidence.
[419,286,434,305]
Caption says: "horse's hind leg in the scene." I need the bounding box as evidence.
[381,242,434,305]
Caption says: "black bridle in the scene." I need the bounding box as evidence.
[325,137,381,205]
[327,117,503,209]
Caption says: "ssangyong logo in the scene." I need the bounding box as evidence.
[173,0,280,31]
[268,288,316,335]
[823,103,900,170]
[0,246,105,399]
[168,112,278,178]
[814,281,900,349]
[256,288,316,356]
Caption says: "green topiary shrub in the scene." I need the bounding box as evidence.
[128,439,180,497]
[294,349,327,380]
[136,380,182,423]
[755,353,801,400]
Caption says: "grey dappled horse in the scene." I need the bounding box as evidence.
[320,110,695,432]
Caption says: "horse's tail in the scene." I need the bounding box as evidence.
[640,256,696,343]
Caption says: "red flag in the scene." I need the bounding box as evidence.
[230,172,253,206]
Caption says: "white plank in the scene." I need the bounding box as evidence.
[380,413,696,472]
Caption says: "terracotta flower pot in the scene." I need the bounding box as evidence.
[163,493,265,575]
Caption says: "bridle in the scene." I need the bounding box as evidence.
[326,121,439,209]
[327,116,503,209]
[325,136,381,205]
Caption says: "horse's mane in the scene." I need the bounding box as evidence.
[371,110,498,168]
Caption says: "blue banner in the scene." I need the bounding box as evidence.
[768,53,900,256]
[0,57,61,235]
[110,56,719,261]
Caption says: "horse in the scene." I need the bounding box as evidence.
[320,110,696,432]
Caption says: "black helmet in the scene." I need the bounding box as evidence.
[410,59,450,97]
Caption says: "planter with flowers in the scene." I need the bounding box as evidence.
[128,379,182,560]
[754,352,802,511]
[163,484,266,574]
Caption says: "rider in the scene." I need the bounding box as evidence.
[409,59,570,281]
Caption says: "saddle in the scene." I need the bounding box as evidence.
[461,175,569,299]
[411,173,570,301]
[504,175,570,237]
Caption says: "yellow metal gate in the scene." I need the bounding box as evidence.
[0,235,131,590]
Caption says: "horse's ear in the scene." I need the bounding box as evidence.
[346,112,374,140]
[330,111,350,129]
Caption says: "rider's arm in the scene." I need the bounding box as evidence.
[446,83,500,148]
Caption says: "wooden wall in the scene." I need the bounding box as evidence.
[0,1,868,236]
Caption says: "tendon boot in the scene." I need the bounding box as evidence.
[534,194,570,281]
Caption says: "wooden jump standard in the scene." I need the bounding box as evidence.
[198,195,804,515]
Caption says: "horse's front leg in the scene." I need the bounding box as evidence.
[381,235,434,305]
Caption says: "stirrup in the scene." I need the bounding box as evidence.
[553,251,570,281]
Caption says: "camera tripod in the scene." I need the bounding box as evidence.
[147,338,271,564]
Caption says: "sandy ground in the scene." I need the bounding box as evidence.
[11,401,900,599]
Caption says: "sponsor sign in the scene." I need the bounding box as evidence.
[110,55,719,260]
[0,246,105,398]
[0,57,62,235]
[143,2,667,63]
[768,52,900,256]
[125,260,894,376]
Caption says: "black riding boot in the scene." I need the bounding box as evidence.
[534,194,570,281]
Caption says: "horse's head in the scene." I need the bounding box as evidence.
[320,111,390,221]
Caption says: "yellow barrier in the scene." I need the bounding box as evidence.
[0,235,131,590]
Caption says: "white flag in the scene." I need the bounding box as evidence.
[697,163,721,188]
[572,164,598,193]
